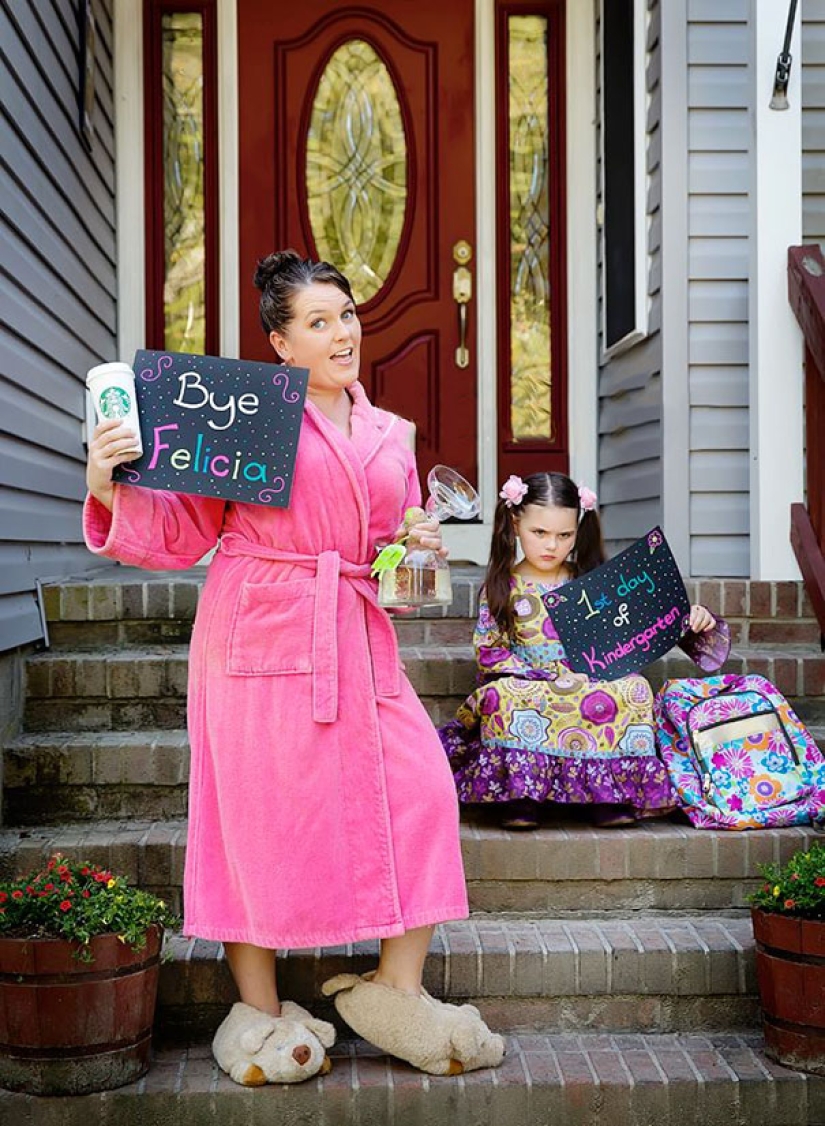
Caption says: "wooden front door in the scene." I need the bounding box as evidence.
[238,0,477,489]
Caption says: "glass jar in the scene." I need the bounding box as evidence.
[377,547,452,609]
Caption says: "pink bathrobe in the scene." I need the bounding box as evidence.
[84,382,469,948]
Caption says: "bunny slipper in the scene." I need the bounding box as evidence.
[322,972,505,1076]
[212,1000,335,1086]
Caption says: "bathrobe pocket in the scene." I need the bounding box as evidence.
[227,578,316,675]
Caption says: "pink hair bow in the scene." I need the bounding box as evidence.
[578,484,598,511]
[499,475,528,508]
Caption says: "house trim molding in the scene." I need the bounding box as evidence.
[659,0,690,574]
[114,0,145,366]
[749,0,804,580]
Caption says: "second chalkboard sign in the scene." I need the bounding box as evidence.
[542,528,691,681]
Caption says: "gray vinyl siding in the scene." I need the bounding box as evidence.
[0,0,116,650]
[597,0,664,557]
[803,0,825,245]
[686,1,750,576]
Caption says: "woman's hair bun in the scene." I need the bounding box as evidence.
[254,249,302,292]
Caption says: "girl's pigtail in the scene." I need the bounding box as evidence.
[573,509,606,577]
[485,499,519,636]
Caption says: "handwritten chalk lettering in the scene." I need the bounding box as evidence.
[577,589,601,620]
[613,602,630,627]
[540,527,690,681]
[616,570,656,597]
[148,425,273,483]
[173,371,261,431]
[580,605,683,674]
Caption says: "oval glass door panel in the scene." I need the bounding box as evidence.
[306,39,408,304]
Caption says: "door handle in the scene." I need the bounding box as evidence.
[452,240,473,369]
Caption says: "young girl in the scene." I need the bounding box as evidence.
[439,472,718,829]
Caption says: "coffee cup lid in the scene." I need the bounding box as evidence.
[86,362,135,387]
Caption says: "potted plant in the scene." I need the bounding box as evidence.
[748,841,825,1075]
[0,853,178,1095]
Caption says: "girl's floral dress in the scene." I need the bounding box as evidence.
[439,575,676,816]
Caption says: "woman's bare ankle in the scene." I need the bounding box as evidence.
[370,970,422,997]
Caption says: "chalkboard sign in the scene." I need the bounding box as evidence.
[112,350,309,507]
[541,528,690,681]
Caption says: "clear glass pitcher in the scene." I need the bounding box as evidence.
[376,466,480,610]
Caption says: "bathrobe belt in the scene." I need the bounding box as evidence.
[219,533,401,723]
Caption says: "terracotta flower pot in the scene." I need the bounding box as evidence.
[0,925,162,1096]
[752,906,825,1075]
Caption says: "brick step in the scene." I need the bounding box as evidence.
[42,569,819,647]
[6,726,825,826]
[0,1031,819,1126]
[156,915,759,1042]
[0,819,818,917]
[42,612,825,651]
[21,642,825,733]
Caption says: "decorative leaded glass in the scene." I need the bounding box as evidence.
[508,16,552,442]
[306,40,408,304]
[162,13,205,353]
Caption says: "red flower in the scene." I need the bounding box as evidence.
[44,883,54,892]
[11,891,23,900]
[815,877,825,887]
[59,900,72,912]
[47,859,56,871]
[57,865,68,876]
[791,873,800,881]
[81,867,90,876]
[0,892,7,904]
[785,899,796,910]
[82,890,91,899]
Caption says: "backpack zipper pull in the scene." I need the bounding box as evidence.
[702,773,712,796]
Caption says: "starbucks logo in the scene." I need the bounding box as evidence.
[99,386,131,419]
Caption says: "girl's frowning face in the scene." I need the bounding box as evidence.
[514,503,578,574]
[268,283,362,394]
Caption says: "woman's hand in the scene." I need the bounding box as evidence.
[394,516,449,558]
[86,419,140,512]
[688,604,716,633]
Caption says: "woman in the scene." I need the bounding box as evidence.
[84,251,502,1079]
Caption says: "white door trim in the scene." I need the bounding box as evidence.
[114,0,145,366]
[114,1,598,567]
[748,0,803,580]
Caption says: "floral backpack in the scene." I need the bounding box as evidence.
[654,673,825,829]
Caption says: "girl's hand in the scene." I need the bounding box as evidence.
[393,516,449,558]
[688,604,716,633]
[86,418,140,512]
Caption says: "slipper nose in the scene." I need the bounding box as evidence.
[292,1044,312,1066]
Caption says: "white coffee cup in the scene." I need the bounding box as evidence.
[86,362,143,458]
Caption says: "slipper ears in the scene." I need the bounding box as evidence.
[280,999,337,1049]
[321,973,364,997]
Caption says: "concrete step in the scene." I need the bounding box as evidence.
[6,725,825,826]
[0,818,819,917]
[156,915,759,1042]
[1,1031,821,1126]
[20,641,825,733]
